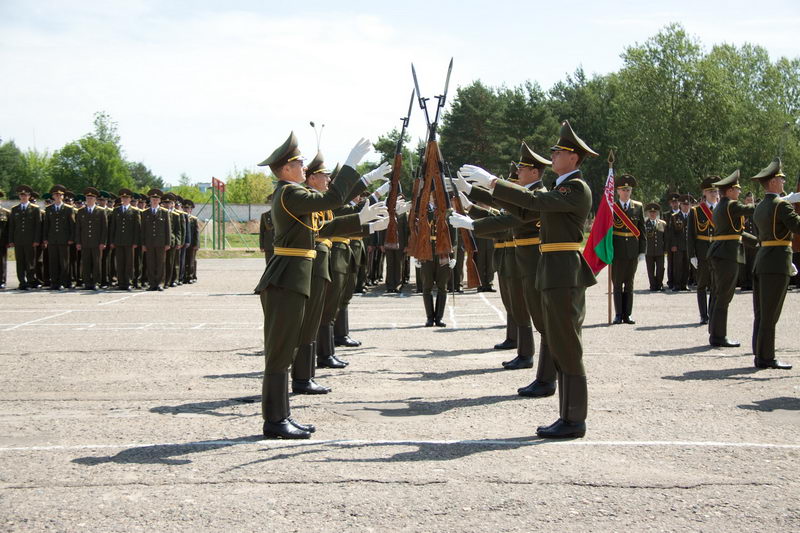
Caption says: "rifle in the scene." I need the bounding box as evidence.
[385,90,415,251]
[404,160,424,256]
[445,161,481,289]
[410,58,453,261]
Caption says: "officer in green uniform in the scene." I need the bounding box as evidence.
[109,188,141,291]
[162,193,184,287]
[740,192,757,290]
[611,175,646,324]
[42,184,76,290]
[460,120,598,439]
[667,195,692,291]
[384,194,410,293]
[417,191,457,328]
[750,158,800,369]
[75,187,109,290]
[7,185,43,290]
[688,178,719,324]
[643,202,667,291]
[0,190,8,288]
[255,132,375,439]
[664,193,680,289]
[182,200,199,284]
[141,189,172,291]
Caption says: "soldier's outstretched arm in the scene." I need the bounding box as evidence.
[493,179,587,213]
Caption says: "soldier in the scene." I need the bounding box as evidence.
[70,193,84,287]
[740,192,757,291]
[255,132,375,439]
[475,231,496,292]
[162,193,184,287]
[664,193,681,289]
[176,197,190,285]
[259,194,275,265]
[42,184,76,290]
[688,178,719,324]
[610,175,646,324]
[97,191,113,288]
[74,187,109,290]
[0,190,9,288]
[643,203,667,291]
[417,190,456,327]
[667,195,692,291]
[461,120,598,439]
[334,196,367,346]
[7,185,43,290]
[750,158,800,369]
[141,189,171,291]
[384,194,409,293]
[33,192,48,287]
[182,200,199,284]
[109,188,141,291]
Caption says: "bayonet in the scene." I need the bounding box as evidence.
[411,64,431,128]
[433,57,453,127]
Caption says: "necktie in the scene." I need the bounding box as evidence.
[89,208,93,214]
[152,208,156,215]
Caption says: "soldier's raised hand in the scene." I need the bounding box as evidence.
[396,199,410,216]
[449,212,474,230]
[458,191,473,212]
[359,200,388,224]
[454,171,472,195]
[369,217,390,234]
[782,191,800,204]
[690,256,698,269]
[362,162,392,185]
[345,138,372,169]
[459,165,496,188]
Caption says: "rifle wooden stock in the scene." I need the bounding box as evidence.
[405,170,423,256]
[385,152,402,250]
[411,142,436,261]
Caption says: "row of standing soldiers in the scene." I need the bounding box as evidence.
[0,184,199,291]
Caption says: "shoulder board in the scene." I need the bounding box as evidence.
[631,200,642,208]
[159,207,169,212]
[176,210,185,215]
[189,215,198,220]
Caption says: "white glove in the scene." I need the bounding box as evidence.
[638,253,646,262]
[454,171,473,194]
[458,191,473,212]
[690,256,699,269]
[791,263,798,277]
[412,257,422,269]
[782,191,800,204]
[459,164,497,188]
[345,138,372,169]
[372,180,391,198]
[358,200,388,224]
[396,199,410,216]
[369,216,389,233]
[448,258,456,269]
[449,212,474,230]
[362,162,392,185]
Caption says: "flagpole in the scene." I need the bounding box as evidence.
[607,149,615,326]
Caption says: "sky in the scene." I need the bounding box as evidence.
[1,0,798,186]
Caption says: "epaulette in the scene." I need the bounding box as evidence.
[159,206,169,212]
[189,215,197,220]
[176,210,186,215]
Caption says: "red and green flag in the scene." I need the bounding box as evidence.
[583,167,615,274]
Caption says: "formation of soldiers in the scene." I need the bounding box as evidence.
[0,185,199,291]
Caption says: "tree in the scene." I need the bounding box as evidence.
[178,172,191,187]
[0,139,25,194]
[225,169,273,204]
[372,127,419,197]
[128,161,165,191]
[19,149,53,195]
[168,185,211,204]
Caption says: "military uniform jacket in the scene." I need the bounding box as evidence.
[667,210,690,251]
[254,165,362,297]
[188,215,199,246]
[707,197,756,263]
[312,210,363,282]
[8,203,42,245]
[168,210,184,246]
[181,211,191,245]
[493,171,597,290]
[469,204,517,279]
[752,193,800,275]
[74,206,109,247]
[612,200,647,259]
[644,218,667,256]
[259,211,274,253]
[0,207,9,246]
[43,204,76,245]
[687,203,715,260]
[109,205,141,246]
[329,179,369,275]
[141,207,172,247]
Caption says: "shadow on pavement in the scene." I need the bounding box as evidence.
[399,347,500,358]
[638,345,716,357]
[635,322,701,331]
[150,396,260,417]
[738,396,800,412]
[72,436,262,466]
[330,394,523,417]
[662,366,793,382]
[204,371,262,380]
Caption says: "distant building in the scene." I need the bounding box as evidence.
[196,182,212,193]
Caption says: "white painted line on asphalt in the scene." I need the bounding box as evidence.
[479,293,505,322]
[1,439,798,453]
[3,310,73,331]
[98,293,144,306]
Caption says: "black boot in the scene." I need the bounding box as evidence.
[709,307,739,347]
[433,291,447,327]
[423,293,435,327]
[262,373,310,439]
[697,289,709,324]
[623,292,635,324]
[333,307,360,347]
[503,326,534,369]
[292,343,331,394]
[707,291,716,327]
[495,316,517,349]
[754,357,792,370]
[537,374,586,439]
[317,325,347,368]
[518,343,556,397]
[612,292,623,324]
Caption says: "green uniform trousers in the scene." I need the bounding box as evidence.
[542,286,586,376]
[752,273,789,361]
[419,260,450,294]
[709,257,739,340]
[523,276,555,383]
[48,243,71,287]
[80,246,102,286]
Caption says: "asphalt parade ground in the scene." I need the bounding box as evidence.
[1,258,798,532]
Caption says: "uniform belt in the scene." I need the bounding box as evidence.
[612,231,636,237]
[514,237,541,246]
[273,246,317,259]
[494,241,516,249]
[540,242,582,253]
[761,239,792,247]
[695,235,712,241]
[350,237,363,241]
[315,238,333,248]
[330,237,351,244]
[711,234,741,242]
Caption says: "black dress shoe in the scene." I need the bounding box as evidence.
[700,317,709,325]
[288,418,315,433]
[710,337,740,348]
[332,355,349,366]
[433,319,446,327]
[424,318,434,327]
[612,316,623,325]
[157,286,164,291]
[18,285,29,291]
[292,379,331,394]
[169,282,177,288]
[754,357,792,370]
[334,336,360,347]
[502,356,533,370]
[317,356,347,369]
[263,419,311,439]
[623,316,636,324]
[518,380,556,397]
[494,339,517,350]
[536,418,586,439]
